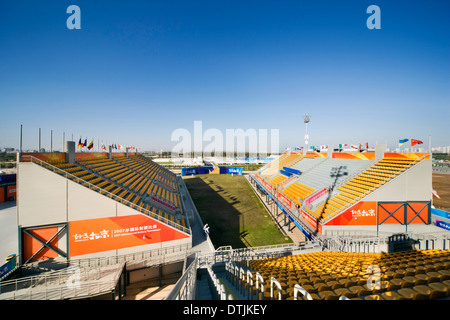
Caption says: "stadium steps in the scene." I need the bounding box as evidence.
[195,269,215,300]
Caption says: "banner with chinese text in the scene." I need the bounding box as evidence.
[325,201,377,226]
[69,214,190,256]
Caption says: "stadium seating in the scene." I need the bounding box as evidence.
[245,249,450,300]
[311,156,418,224]
[268,174,288,188]
[282,182,315,206]
[34,154,187,232]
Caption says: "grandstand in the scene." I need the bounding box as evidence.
[254,149,433,236]
[1,142,449,301]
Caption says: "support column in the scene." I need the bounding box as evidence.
[65,141,75,164]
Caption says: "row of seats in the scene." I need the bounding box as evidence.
[282,182,315,206]
[276,153,303,170]
[268,174,288,188]
[79,156,178,208]
[243,249,450,300]
[258,153,303,177]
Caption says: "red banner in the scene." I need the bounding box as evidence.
[69,214,189,256]
[325,201,377,226]
[300,210,322,233]
[305,188,328,206]
[277,191,292,207]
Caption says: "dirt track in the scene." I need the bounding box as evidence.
[433,173,450,210]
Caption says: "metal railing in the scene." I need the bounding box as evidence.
[1,243,191,300]
[0,262,125,300]
[247,174,319,240]
[165,253,198,300]
[21,155,190,235]
[21,243,191,274]
[167,241,322,300]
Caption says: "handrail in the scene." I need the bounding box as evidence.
[18,243,191,277]
[248,174,319,240]
[165,253,198,300]
[293,284,313,300]
[0,262,125,300]
[270,277,283,300]
[21,155,190,235]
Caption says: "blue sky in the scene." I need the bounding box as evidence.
[0,0,449,152]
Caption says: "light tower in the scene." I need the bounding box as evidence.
[303,114,311,155]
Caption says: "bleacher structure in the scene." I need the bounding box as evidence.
[16,143,191,263]
[2,143,449,301]
[254,150,433,236]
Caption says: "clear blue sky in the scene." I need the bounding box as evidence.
[0,0,449,152]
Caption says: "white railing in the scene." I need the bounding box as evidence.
[1,243,191,300]
[0,262,125,300]
[21,243,191,274]
[165,254,198,300]
[206,266,229,300]
[21,155,190,235]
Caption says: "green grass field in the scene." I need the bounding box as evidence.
[184,174,292,249]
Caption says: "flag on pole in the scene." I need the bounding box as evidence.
[399,139,409,147]
[84,138,87,148]
[365,142,369,149]
[339,144,347,148]
[351,145,358,149]
[411,139,423,147]
[101,144,106,151]
[77,138,83,149]
[87,140,94,150]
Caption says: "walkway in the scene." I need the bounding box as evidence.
[177,176,215,253]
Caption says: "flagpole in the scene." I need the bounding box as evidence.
[20,124,23,154]
[429,135,431,155]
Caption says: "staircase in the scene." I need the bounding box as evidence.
[195,269,214,300]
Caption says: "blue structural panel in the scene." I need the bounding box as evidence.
[224,167,243,175]
[280,170,291,177]
[282,167,301,175]
[181,166,242,176]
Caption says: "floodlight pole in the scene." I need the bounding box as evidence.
[303,115,311,155]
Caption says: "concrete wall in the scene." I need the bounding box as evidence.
[18,162,68,227]
[364,158,432,202]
